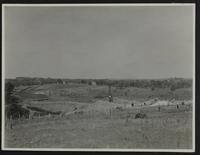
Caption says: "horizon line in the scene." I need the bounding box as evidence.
[5,76,193,80]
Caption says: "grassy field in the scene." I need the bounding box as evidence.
[4,83,193,149]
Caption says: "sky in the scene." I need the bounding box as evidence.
[4,5,194,79]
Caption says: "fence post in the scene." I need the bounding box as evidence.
[10,116,13,129]
[158,106,160,112]
[29,111,31,120]
[18,113,21,121]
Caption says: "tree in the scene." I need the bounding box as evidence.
[5,82,15,104]
[5,82,26,119]
[57,79,63,84]
[170,85,176,91]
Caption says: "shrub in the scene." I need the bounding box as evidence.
[170,85,176,91]
[135,113,147,119]
[6,104,29,119]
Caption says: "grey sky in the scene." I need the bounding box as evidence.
[4,5,194,79]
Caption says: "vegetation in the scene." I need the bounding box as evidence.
[5,82,28,119]
[4,78,193,149]
[135,113,147,119]
[5,105,192,149]
[6,77,192,90]
[5,82,15,104]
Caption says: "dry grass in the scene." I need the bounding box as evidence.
[4,83,193,149]
[5,104,192,149]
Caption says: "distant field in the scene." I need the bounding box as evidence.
[15,83,192,103]
[4,83,193,149]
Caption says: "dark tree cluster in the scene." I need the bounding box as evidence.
[5,82,28,119]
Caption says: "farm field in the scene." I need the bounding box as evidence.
[4,83,193,149]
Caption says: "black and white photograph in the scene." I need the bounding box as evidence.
[1,4,195,152]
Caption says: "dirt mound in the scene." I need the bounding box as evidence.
[26,106,61,115]
[15,91,48,101]
[150,100,170,107]
[84,100,121,112]
[149,100,192,107]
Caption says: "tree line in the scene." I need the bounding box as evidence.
[6,77,192,90]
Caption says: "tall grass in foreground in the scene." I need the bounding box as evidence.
[5,104,192,149]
